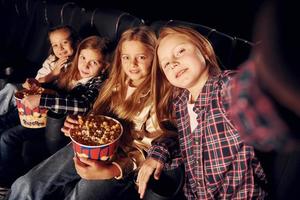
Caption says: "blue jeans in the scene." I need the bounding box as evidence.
[0,125,45,187]
[8,143,139,200]
[0,108,20,134]
[0,83,17,116]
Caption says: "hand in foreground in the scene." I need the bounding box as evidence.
[136,157,164,199]
[73,156,120,180]
[61,115,79,137]
[22,78,40,90]
[22,95,41,110]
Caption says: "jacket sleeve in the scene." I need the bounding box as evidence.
[146,109,183,169]
[39,76,104,115]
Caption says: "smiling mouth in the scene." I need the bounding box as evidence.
[176,69,187,78]
[130,69,140,74]
[81,71,89,75]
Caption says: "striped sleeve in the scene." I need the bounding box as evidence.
[40,76,104,115]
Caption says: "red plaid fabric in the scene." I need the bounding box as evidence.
[172,71,266,199]
[228,60,294,151]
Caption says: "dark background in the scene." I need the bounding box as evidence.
[71,0,264,41]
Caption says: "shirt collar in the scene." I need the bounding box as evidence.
[174,74,219,110]
[74,76,93,86]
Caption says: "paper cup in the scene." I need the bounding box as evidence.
[70,115,123,161]
[14,90,48,128]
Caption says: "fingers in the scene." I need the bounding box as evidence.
[55,57,69,69]
[64,116,79,128]
[154,164,163,180]
[77,156,96,166]
[62,116,79,136]
[61,126,70,137]
[137,166,155,199]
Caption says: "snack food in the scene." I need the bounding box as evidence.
[15,88,48,128]
[70,115,123,161]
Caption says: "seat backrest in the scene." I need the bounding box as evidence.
[150,20,253,70]
[88,8,143,45]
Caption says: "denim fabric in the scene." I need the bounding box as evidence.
[0,125,45,187]
[0,109,20,134]
[0,83,17,116]
[8,143,139,200]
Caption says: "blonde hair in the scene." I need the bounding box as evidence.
[57,35,110,90]
[93,26,157,121]
[151,26,221,122]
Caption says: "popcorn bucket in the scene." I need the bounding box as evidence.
[14,90,48,128]
[70,115,123,161]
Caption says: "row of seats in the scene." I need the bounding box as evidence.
[0,0,253,83]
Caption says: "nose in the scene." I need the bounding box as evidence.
[170,62,179,69]
[82,60,90,69]
[130,58,138,67]
[59,44,65,50]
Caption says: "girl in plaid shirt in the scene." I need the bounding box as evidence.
[138,26,267,199]
[0,36,109,190]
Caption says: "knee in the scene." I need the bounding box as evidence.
[5,83,17,91]
[10,175,32,196]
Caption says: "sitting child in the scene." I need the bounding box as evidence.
[0,25,77,117]
[0,35,110,193]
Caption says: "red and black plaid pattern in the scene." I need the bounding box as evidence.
[40,75,105,115]
[172,71,266,199]
[228,60,291,151]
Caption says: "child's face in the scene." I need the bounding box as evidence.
[121,40,153,86]
[78,49,103,79]
[157,34,209,91]
[49,29,74,59]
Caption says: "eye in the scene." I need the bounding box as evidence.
[137,55,146,61]
[163,62,170,69]
[90,60,100,67]
[52,44,58,48]
[62,40,70,45]
[176,48,185,57]
[121,55,129,60]
[79,55,85,61]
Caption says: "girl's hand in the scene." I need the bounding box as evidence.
[52,57,69,76]
[61,115,79,137]
[73,156,120,180]
[22,95,41,109]
[137,157,164,199]
[22,78,40,90]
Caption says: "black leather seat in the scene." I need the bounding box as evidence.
[150,20,253,69]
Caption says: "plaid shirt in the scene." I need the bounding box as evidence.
[40,75,105,115]
[228,60,299,151]
[151,71,267,200]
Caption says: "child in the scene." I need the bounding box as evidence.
[7,26,177,200]
[0,35,109,191]
[0,25,77,132]
[138,26,267,199]
[33,25,77,84]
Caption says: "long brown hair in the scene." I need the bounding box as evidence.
[151,26,221,122]
[93,26,157,121]
[57,35,110,90]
